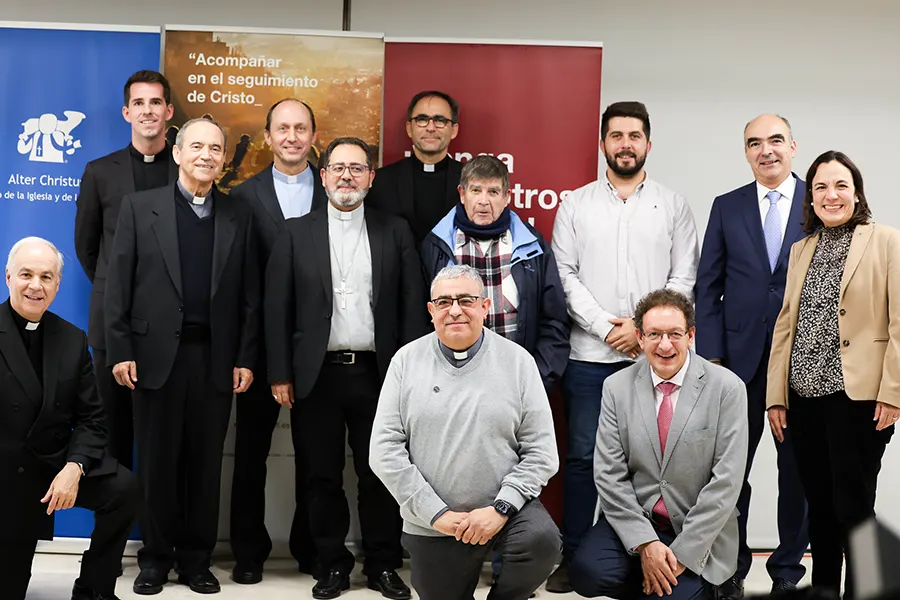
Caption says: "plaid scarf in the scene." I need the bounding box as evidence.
[454,229,518,340]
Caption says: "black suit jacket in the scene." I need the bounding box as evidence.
[366,156,463,243]
[265,205,429,399]
[0,301,117,541]
[104,183,260,392]
[75,146,178,349]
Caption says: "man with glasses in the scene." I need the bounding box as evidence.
[568,289,747,600]
[265,137,428,599]
[370,264,561,600]
[367,90,463,243]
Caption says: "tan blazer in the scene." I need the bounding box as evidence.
[767,222,900,409]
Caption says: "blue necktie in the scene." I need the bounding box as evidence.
[763,190,782,272]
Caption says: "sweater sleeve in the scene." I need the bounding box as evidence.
[496,357,560,509]
[369,349,449,529]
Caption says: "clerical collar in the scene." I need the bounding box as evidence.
[129,142,168,164]
[177,179,212,205]
[412,154,450,174]
[439,330,485,367]
[327,201,365,222]
[273,164,311,185]
[8,301,40,332]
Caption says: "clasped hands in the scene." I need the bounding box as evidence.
[432,507,508,545]
[637,540,686,597]
[606,317,641,359]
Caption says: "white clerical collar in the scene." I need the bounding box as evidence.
[143,154,155,163]
[177,180,211,205]
[650,352,691,389]
[273,164,310,185]
[25,321,40,331]
[327,201,364,222]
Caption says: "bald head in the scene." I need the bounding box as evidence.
[743,114,797,188]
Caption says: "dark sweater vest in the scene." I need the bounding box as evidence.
[174,190,215,327]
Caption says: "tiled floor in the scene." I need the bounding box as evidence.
[27,554,812,599]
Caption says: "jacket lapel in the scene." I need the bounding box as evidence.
[775,176,806,271]
[312,212,333,306]
[150,185,183,298]
[167,149,179,183]
[445,159,462,208]
[311,164,328,212]
[31,315,62,436]
[111,148,135,199]
[256,166,286,226]
[635,366,663,467]
[739,186,771,271]
[211,190,236,299]
[661,354,706,474]
[366,208,384,305]
[0,302,42,405]
[840,223,874,300]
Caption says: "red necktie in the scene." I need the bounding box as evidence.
[652,381,677,525]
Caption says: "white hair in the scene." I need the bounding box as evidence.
[6,236,64,274]
[430,264,485,297]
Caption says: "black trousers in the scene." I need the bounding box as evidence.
[298,353,402,577]
[93,348,135,471]
[402,499,561,600]
[133,340,232,574]
[735,344,808,582]
[230,373,316,571]
[788,389,894,600]
[570,516,712,600]
[0,464,140,599]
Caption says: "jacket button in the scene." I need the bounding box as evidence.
[178,306,183,312]
[769,286,775,292]
[12,403,19,411]
[17,467,24,473]
[661,480,668,487]
[175,331,181,338]
[761,317,767,323]
[843,340,850,347]
[839,308,846,316]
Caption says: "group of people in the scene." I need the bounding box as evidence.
[1,67,896,600]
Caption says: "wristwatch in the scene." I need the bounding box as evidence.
[492,499,517,517]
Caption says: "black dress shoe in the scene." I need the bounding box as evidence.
[177,569,221,594]
[718,576,745,600]
[545,559,573,593]
[771,578,798,595]
[367,570,412,600]
[312,569,351,599]
[231,564,263,585]
[72,579,123,600]
[133,568,167,595]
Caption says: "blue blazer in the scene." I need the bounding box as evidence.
[695,175,806,382]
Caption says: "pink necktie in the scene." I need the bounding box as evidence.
[652,381,677,525]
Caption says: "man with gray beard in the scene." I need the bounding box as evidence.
[265,137,429,599]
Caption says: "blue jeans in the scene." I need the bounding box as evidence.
[560,360,632,558]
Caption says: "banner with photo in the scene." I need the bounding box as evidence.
[382,38,603,241]
[0,22,161,538]
[383,39,604,520]
[163,26,384,192]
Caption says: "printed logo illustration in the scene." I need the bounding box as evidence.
[17,111,86,163]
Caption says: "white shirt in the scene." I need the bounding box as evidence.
[552,173,700,364]
[273,165,314,219]
[326,202,376,351]
[650,353,691,415]
[756,175,797,241]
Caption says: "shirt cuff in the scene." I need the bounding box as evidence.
[430,506,451,526]
[67,455,90,475]
[495,486,528,511]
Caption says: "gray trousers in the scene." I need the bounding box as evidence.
[402,499,561,600]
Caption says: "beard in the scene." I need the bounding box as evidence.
[327,184,368,209]
[605,150,647,178]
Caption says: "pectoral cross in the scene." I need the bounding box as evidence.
[334,282,353,309]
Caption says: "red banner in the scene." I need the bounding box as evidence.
[382,39,603,240]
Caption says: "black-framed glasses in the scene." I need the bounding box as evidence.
[642,330,687,342]
[430,295,481,310]
[325,163,369,176]
[410,114,454,129]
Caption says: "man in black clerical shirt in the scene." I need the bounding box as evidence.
[75,70,178,471]
[1,237,139,600]
[366,90,464,243]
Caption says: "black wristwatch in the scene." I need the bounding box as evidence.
[492,499,517,517]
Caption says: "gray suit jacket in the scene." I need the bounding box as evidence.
[595,351,747,585]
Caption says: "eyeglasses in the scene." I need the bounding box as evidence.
[642,330,688,342]
[430,295,481,310]
[410,114,454,129]
[325,163,369,176]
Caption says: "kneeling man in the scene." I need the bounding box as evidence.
[570,289,747,600]
[1,237,139,600]
[370,264,561,600]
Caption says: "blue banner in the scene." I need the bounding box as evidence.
[0,23,160,538]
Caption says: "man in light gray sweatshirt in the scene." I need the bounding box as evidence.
[370,264,561,600]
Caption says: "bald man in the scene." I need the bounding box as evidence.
[694,114,810,599]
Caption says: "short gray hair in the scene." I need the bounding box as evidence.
[175,116,227,149]
[430,264,485,297]
[6,236,64,274]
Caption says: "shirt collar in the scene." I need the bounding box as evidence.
[411,154,450,173]
[7,301,41,332]
[129,142,169,164]
[272,164,312,185]
[177,179,213,205]
[650,352,691,390]
[327,200,365,222]
[756,174,797,204]
[601,170,648,199]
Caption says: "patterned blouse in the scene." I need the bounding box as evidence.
[789,223,856,398]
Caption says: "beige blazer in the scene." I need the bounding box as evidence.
[767,222,900,409]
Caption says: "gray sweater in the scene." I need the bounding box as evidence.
[370,329,559,537]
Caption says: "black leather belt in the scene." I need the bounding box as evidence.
[324,351,375,365]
